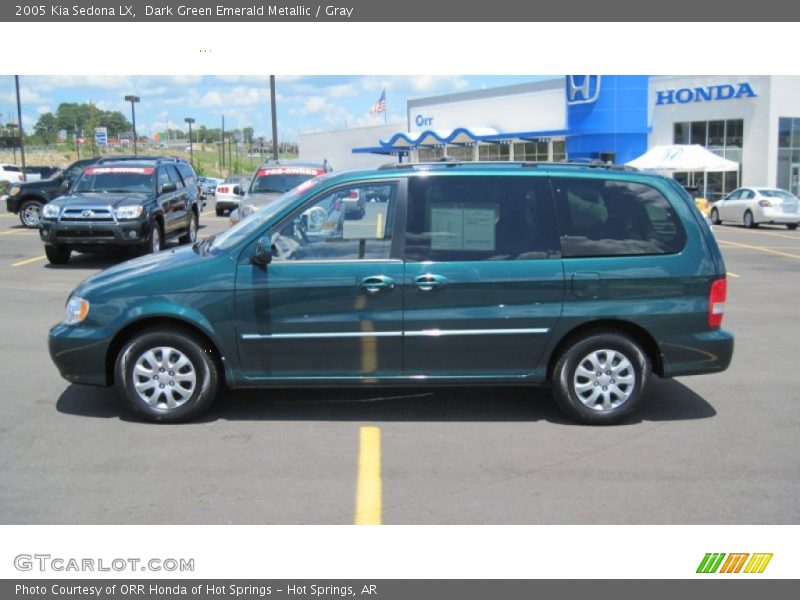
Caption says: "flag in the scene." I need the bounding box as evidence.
[369,90,386,115]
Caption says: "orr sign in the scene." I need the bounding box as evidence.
[656,82,757,105]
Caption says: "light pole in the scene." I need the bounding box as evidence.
[6,123,18,164]
[15,76,27,180]
[184,117,195,166]
[124,94,140,156]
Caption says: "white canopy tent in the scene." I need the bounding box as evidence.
[625,144,739,199]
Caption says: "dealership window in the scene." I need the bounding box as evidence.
[417,146,444,162]
[446,145,474,161]
[513,141,549,162]
[777,117,800,195]
[478,143,510,161]
[673,118,744,200]
[552,140,567,162]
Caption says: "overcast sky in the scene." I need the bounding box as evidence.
[0,75,554,141]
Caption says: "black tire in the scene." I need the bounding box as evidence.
[114,327,219,423]
[787,223,798,231]
[179,210,199,244]
[710,208,721,225]
[148,221,164,254]
[550,331,650,425]
[215,206,224,217]
[44,244,71,264]
[743,210,757,228]
[19,200,44,228]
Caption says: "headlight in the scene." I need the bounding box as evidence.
[64,296,90,325]
[113,205,144,219]
[42,204,61,219]
[9,186,20,196]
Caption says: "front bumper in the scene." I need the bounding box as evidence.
[49,322,114,386]
[5,196,21,213]
[39,218,150,247]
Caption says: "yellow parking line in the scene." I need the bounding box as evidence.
[0,213,16,219]
[355,426,382,525]
[718,238,800,260]
[716,228,798,241]
[200,210,215,217]
[12,254,46,267]
[727,271,740,278]
[0,229,34,235]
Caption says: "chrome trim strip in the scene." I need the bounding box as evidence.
[241,328,548,340]
[241,331,403,340]
[405,328,549,337]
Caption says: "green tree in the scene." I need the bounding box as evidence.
[33,112,58,143]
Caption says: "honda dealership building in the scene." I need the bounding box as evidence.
[299,75,800,200]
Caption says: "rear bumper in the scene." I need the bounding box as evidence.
[757,208,800,224]
[660,328,734,377]
[215,199,241,211]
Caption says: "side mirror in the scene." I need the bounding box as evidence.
[160,182,177,195]
[61,178,71,190]
[234,185,245,196]
[251,236,272,267]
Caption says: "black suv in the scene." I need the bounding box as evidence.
[39,157,201,264]
[6,156,141,228]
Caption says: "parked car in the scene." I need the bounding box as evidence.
[228,161,331,226]
[23,165,62,181]
[6,156,141,228]
[0,164,24,184]
[48,162,733,424]
[214,174,249,216]
[199,177,222,196]
[709,187,800,229]
[39,157,201,264]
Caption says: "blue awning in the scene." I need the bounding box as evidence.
[352,127,572,155]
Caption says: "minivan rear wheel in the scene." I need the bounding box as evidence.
[551,331,649,424]
[115,328,219,423]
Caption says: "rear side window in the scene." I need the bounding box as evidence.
[166,165,185,188]
[405,175,560,262]
[552,177,686,258]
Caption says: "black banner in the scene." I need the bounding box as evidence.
[3,580,799,600]
[2,0,800,22]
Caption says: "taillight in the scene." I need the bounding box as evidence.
[348,190,358,199]
[218,186,228,194]
[708,278,727,328]
[758,199,772,207]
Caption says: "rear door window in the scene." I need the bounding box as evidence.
[551,177,687,258]
[404,175,560,262]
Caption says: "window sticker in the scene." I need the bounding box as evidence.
[430,203,497,251]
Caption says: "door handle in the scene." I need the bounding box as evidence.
[359,275,395,294]
[414,274,447,291]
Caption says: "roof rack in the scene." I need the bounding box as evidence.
[378,160,637,172]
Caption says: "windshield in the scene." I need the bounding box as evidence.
[250,168,324,194]
[759,189,796,199]
[73,166,154,193]
[209,178,323,253]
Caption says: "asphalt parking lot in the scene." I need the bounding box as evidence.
[0,199,798,525]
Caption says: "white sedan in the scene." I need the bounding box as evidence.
[710,187,800,230]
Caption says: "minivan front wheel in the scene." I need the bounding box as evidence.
[551,331,649,424]
[115,328,219,423]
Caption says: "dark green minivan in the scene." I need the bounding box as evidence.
[48,162,733,424]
